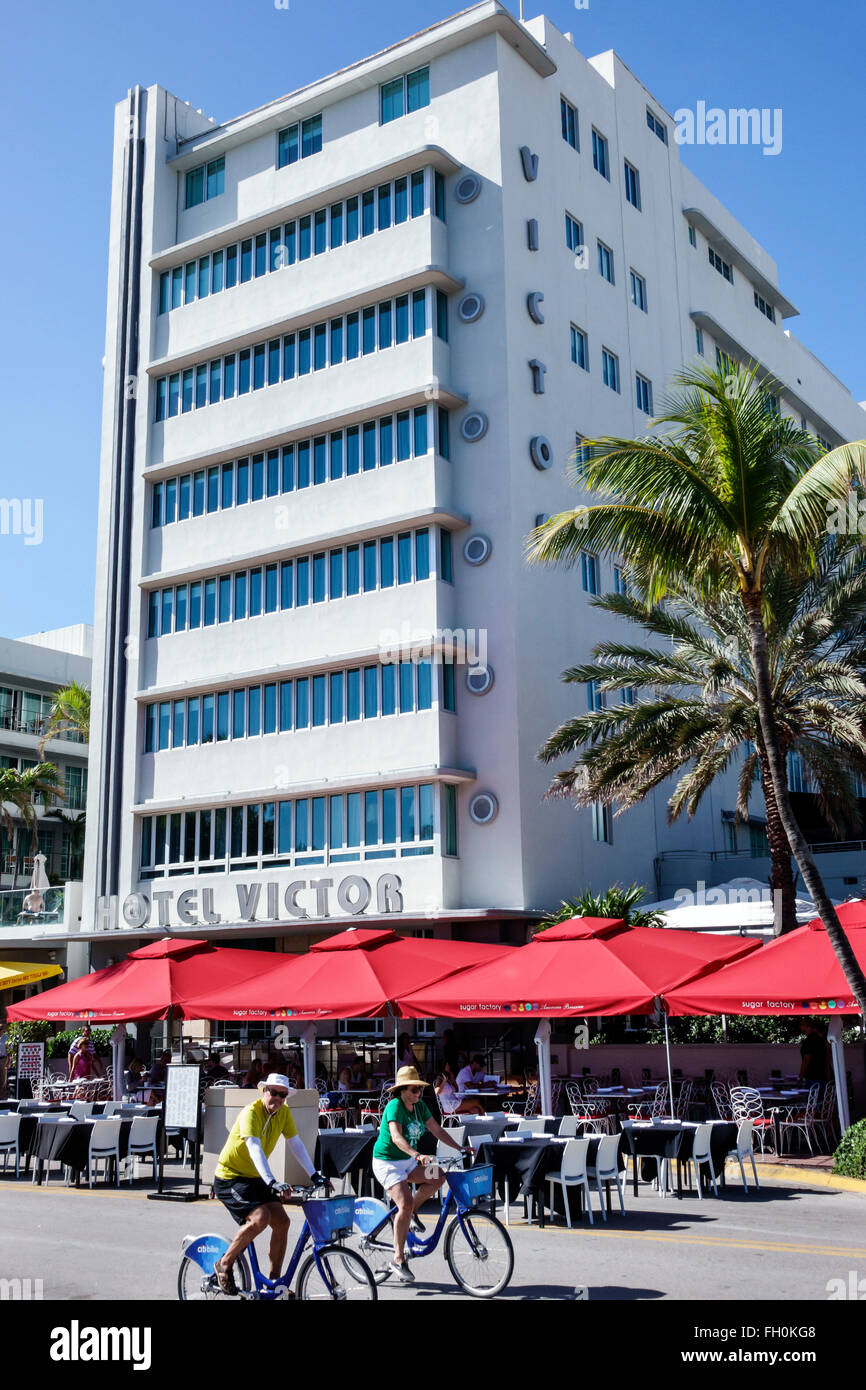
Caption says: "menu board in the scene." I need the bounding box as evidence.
[18,1041,45,1083]
[164,1064,201,1131]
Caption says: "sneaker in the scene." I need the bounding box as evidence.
[390,1258,415,1284]
[410,1214,426,1234]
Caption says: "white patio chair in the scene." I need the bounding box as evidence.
[0,1114,21,1178]
[586,1133,625,1219]
[515,1118,547,1135]
[101,1102,124,1117]
[125,1116,160,1182]
[673,1079,693,1120]
[730,1087,775,1153]
[558,1116,580,1138]
[565,1081,613,1135]
[503,1080,539,1117]
[688,1123,719,1198]
[779,1083,822,1155]
[711,1081,734,1121]
[726,1118,759,1191]
[546,1137,593,1228]
[88,1118,122,1187]
[627,1082,668,1122]
[69,1102,95,1120]
[816,1084,838,1151]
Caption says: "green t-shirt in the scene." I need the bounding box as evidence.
[373,1097,432,1161]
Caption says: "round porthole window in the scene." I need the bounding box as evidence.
[464,533,492,566]
[455,173,482,204]
[529,435,554,470]
[457,292,485,324]
[461,411,489,443]
[469,792,499,825]
[466,665,494,696]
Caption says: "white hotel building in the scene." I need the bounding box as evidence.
[81,3,866,968]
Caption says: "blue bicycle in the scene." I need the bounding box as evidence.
[178,1186,377,1301]
[353,1161,514,1298]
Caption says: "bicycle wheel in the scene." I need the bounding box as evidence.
[357,1223,397,1285]
[296,1245,378,1301]
[177,1250,252,1301]
[444,1210,514,1298]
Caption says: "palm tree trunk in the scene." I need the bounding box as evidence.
[743,590,866,1012]
[754,734,798,935]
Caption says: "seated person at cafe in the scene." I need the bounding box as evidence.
[455,1055,492,1092]
[203,1055,230,1081]
[434,1065,485,1117]
[337,1066,354,1094]
[123,1057,147,1096]
[241,1058,264,1089]
[146,1050,172,1103]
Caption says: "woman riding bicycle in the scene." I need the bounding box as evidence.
[371,1065,464,1284]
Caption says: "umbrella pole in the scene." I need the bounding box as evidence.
[827,1018,850,1136]
[663,1008,675,1119]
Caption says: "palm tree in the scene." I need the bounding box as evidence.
[538,545,866,933]
[527,361,866,1010]
[55,810,86,879]
[537,882,665,933]
[39,682,90,752]
[0,763,65,889]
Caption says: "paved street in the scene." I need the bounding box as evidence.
[1,1175,864,1302]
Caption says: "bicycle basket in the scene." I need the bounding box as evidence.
[446,1164,494,1210]
[303,1195,356,1244]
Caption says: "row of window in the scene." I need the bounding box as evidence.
[586,679,636,711]
[688,224,780,325]
[183,64,429,212]
[138,779,455,877]
[0,757,88,808]
[154,287,448,421]
[161,168,445,315]
[560,97,646,209]
[708,246,734,284]
[144,659,455,753]
[145,528,453,638]
[150,407,448,528]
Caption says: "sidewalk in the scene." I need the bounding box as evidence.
[736,1150,866,1195]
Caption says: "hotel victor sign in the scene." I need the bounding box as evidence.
[96,874,404,931]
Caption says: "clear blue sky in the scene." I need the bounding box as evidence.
[1,0,863,639]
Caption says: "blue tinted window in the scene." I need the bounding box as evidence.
[346,313,359,359]
[411,171,425,217]
[364,666,378,717]
[346,546,360,595]
[296,679,309,729]
[346,197,359,241]
[413,407,428,456]
[395,177,408,223]
[299,216,311,260]
[280,681,293,730]
[225,245,237,288]
[212,249,224,292]
[219,575,231,622]
[296,556,309,606]
[417,661,432,709]
[363,541,377,591]
[400,662,414,712]
[381,664,396,715]
[312,552,326,602]
[412,290,426,337]
[312,675,326,726]
[240,239,252,282]
[248,686,262,737]
[329,672,344,722]
[329,432,343,480]
[346,426,359,474]
[329,549,343,598]
[347,669,360,720]
[189,581,202,629]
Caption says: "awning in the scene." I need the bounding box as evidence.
[0,960,63,991]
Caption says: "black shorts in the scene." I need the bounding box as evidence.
[213,1175,277,1225]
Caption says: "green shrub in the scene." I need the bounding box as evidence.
[833,1119,866,1180]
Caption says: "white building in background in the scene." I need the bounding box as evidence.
[79,3,866,967]
[0,626,91,982]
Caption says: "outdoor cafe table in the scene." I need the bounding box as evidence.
[316,1128,377,1194]
[590,1087,656,1128]
[620,1121,738,1197]
[28,1114,160,1185]
[473,1134,620,1227]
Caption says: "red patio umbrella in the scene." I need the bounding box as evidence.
[397,916,760,1019]
[183,926,516,1021]
[664,902,866,1016]
[6,937,283,1024]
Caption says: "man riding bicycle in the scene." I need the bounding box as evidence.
[212,1073,323,1295]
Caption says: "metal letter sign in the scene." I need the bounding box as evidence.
[519,146,539,181]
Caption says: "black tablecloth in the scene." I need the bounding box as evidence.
[316,1130,376,1190]
[621,1121,738,1192]
[474,1135,614,1226]
[28,1119,140,1184]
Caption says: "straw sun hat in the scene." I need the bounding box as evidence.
[390,1066,426,1091]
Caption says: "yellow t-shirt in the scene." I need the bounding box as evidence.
[215,1098,298,1181]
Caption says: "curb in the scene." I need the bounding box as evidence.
[729,1160,866,1194]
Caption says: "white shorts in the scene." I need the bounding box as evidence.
[372,1155,420,1192]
